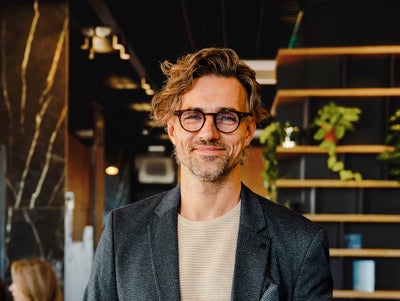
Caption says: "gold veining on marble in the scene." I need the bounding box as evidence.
[20,0,40,130]
[29,107,66,208]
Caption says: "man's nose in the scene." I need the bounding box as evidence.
[198,115,220,139]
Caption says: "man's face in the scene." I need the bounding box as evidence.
[167,75,256,182]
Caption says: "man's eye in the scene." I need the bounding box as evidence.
[218,112,237,122]
[184,112,202,120]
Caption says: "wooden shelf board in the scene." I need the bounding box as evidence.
[271,88,400,115]
[276,145,393,154]
[333,289,400,299]
[278,88,400,97]
[330,248,400,257]
[277,179,400,188]
[276,45,400,65]
[304,214,400,223]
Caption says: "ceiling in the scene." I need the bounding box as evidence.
[69,0,301,162]
[68,0,400,163]
[72,0,299,88]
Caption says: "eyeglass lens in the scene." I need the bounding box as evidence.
[178,110,241,133]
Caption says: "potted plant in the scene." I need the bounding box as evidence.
[311,101,362,181]
[259,120,283,202]
[377,108,400,182]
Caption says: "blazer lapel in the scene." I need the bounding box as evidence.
[148,187,181,300]
[231,187,272,301]
[146,185,273,300]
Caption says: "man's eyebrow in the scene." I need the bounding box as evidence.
[186,107,237,112]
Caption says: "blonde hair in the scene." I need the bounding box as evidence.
[151,47,269,128]
[10,258,62,301]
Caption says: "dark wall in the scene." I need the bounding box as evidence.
[302,0,400,47]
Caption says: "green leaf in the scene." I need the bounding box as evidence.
[331,161,344,172]
[335,126,345,138]
[339,170,354,180]
[353,173,363,181]
[378,108,400,182]
[314,128,327,140]
[327,155,336,166]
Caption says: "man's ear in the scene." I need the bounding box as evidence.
[167,118,177,145]
[245,118,256,146]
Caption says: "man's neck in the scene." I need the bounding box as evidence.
[178,168,242,221]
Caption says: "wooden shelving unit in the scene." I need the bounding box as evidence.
[274,46,400,300]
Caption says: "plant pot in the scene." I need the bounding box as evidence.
[323,129,339,143]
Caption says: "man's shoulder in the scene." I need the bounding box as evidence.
[242,185,322,233]
[113,190,170,216]
[102,190,175,238]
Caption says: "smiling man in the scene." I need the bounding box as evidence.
[84,47,333,301]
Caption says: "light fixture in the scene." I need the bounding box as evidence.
[104,75,140,89]
[140,78,155,95]
[75,129,94,139]
[129,102,152,112]
[81,26,130,60]
[105,165,119,176]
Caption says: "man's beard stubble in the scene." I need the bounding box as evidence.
[172,142,244,183]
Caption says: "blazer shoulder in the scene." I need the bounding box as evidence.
[241,184,323,234]
[108,190,169,226]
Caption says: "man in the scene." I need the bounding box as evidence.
[83,47,333,300]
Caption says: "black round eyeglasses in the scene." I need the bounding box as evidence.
[174,109,252,133]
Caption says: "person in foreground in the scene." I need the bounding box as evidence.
[84,47,333,300]
[8,257,62,301]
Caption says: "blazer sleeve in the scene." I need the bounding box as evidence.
[83,212,118,301]
[293,227,333,301]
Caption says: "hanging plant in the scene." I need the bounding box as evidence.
[377,108,400,182]
[311,101,363,181]
[259,121,284,202]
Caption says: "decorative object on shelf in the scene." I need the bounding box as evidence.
[311,101,362,181]
[377,108,400,182]
[282,123,300,148]
[344,233,362,249]
[352,260,375,293]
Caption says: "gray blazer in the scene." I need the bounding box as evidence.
[83,184,333,300]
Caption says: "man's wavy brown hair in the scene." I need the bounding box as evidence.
[151,47,269,128]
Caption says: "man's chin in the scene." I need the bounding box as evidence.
[191,166,228,182]
[198,154,219,162]
[197,173,226,183]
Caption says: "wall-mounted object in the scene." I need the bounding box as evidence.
[135,146,175,184]
[81,26,130,60]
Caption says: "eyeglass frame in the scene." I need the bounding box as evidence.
[173,109,253,133]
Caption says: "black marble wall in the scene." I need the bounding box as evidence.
[0,0,67,291]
